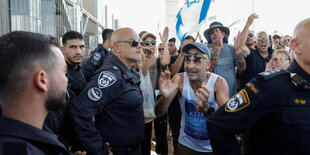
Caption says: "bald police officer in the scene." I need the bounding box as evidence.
[70,28,144,155]
[207,18,310,154]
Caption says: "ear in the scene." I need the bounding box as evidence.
[290,38,301,55]
[61,47,66,55]
[34,70,49,92]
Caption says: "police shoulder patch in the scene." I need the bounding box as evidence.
[225,89,251,112]
[88,87,102,102]
[98,71,117,88]
[93,52,101,61]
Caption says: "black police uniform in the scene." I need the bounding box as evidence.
[71,54,145,155]
[207,60,310,155]
[83,44,110,82]
[0,116,71,155]
[66,63,87,96]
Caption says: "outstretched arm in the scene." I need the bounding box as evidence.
[155,71,180,117]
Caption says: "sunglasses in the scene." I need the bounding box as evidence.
[258,37,269,42]
[248,33,254,37]
[158,48,164,51]
[272,57,290,62]
[184,53,208,64]
[117,39,142,47]
[141,40,156,46]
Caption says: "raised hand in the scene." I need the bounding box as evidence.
[194,82,211,114]
[159,26,169,43]
[159,71,178,98]
[246,13,259,26]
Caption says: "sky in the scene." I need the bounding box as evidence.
[107,0,310,43]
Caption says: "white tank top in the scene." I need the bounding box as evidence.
[178,72,218,152]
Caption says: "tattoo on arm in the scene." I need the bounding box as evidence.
[236,52,246,70]
[208,54,219,72]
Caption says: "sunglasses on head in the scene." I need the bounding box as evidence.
[248,33,254,37]
[158,48,164,51]
[141,40,156,46]
[117,39,141,47]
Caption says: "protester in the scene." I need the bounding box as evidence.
[265,49,291,70]
[238,14,274,88]
[207,17,310,155]
[204,21,246,97]
[155,42,229,154]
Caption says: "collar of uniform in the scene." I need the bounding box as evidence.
[0,116,67,150]
[109,54,140,84]
[66,62,81,71]
[287,60,310,82]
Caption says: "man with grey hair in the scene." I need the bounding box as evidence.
[207,18,310,154]
[237,14,274,88]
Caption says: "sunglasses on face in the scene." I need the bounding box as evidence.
[184,53,208,64]
[258,37,269,42]
[272,57,290,62]
[141,40,156,46]
[158,48,164,51]
[117,39,141,47]
[248,33,254,37]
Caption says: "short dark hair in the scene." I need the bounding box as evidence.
[102,28,114,42]
[0,31,57,100]
[184,35,196,42]
[62,31,83,45]
[168,38,176,43]
[48,35,61,48]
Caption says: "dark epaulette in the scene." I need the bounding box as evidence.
[257,69,289,80]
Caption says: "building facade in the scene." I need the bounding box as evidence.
[0,0,119,51]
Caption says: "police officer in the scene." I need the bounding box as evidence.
[70,27,145,155]
[62,31,87,96]
[83,28,114,82]
[207,18,310,154]
[0,31,83,154]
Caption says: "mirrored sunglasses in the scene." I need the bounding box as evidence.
[141,40,156,46]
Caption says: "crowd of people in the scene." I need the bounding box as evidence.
[0,13,310,155]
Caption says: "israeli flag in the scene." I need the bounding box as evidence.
[176,0,211,43]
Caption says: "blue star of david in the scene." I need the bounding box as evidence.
[186,0,200,8]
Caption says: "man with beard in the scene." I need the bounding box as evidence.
[155,42,229,154]
[71,28,145,155]
[62,31,87,97]
[204,21,246,97]
[0,31,78,154]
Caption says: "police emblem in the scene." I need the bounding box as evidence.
[225,89,250,112]
[93,52,101,61]
[87,87,102,101]
[98,71,117,88]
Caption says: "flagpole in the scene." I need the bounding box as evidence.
[252,0,255,32]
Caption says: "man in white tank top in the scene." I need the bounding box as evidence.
[155,42,230,155]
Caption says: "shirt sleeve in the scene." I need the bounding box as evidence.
[207,76,273,154]
[70,69,118,154]
[83,49,104,82]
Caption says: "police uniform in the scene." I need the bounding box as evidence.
[0,116,71,155]
[71,54,145,155]
[207,60,310,155]
[66,63,87,96]
[83,44,110,82]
